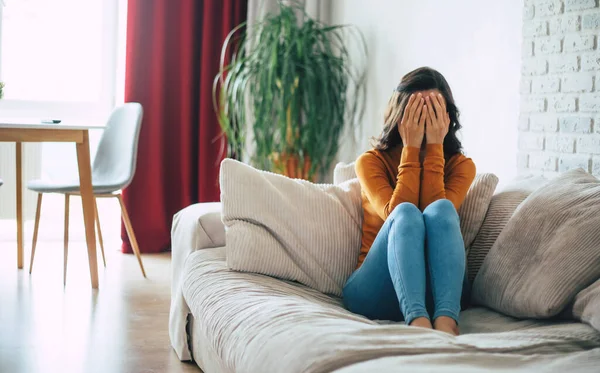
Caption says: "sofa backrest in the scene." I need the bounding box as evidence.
[333,162,357,185]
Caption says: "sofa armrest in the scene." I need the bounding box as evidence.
[171,202,225,252]
[170,202,224,361]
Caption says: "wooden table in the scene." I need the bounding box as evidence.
[0,119,104,288]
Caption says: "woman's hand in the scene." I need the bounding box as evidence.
[398,93,426,148]
[425,92,450,145]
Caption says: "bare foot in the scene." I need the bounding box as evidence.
[433,316,459,336]
[409,317,433,329]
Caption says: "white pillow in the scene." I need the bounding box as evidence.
[220,159,363,296]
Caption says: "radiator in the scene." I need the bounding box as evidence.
[0,142,42,220]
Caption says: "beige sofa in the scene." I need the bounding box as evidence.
[169,179,600,373]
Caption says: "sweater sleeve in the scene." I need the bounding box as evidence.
[419,144,476,210]
[355,147,421,220]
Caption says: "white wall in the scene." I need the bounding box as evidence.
[332,0,523,183]
[518,1,600,178]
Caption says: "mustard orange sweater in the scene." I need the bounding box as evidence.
[355,144,476,267]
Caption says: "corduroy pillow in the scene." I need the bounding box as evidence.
[458,173,499,251]
[220,159,363,296]
[472,169,600,318]
[466,175,547,282]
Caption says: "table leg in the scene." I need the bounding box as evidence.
[75,131,98,289]
[16,142,23,269]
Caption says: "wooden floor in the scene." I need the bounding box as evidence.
[0,237,201,373]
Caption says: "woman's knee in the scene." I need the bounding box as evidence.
[389,202,424,233]
[387,203,425,255]
[423,199,459,231]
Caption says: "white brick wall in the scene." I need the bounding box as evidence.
[563,34,596,52]
[546,134,576,151]
[559,154,590,171]
[537,0,564,16]
[520,132,546,150]
[532,76,561,92]
[531,113,559,131]
[549,54,579,72]
[561,72,594,91]
[565,0,597,12]
[581,51,600,69]
[548,95,577,111]
[582,11,600,28]
[559,115,593,131]
[579,93,600,110]
[530,152,558,170]
[549,14,582,32]
[535,36,563,54]
[519,0,600,177]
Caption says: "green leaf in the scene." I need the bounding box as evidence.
[213,0,367,180]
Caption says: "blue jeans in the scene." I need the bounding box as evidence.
[342,199,469,325]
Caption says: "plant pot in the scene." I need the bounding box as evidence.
[270,152,314,181]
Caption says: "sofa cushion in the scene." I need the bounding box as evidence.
[472,169,600,318]
[182,247,600,373]
[572,278,600,332]
[220,159,363,296]
[466,175,547,282]
[331,349,600,373]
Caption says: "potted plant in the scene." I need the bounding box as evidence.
[213,1,366,181]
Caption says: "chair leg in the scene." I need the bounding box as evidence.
[94,198,106,267]
[116,194,146,278]
[63,194,70,285]
[29,193,43,274]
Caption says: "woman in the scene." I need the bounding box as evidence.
[342,67,476,336]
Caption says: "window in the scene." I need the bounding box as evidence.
[0,0,121,121]
[0,0,126,222]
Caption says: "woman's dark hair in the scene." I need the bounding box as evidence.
[374,66,463,158]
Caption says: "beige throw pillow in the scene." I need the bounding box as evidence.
[467,175,547,282]
[220,159,363,296]
[458,173,499,251]
[472,169,600,318]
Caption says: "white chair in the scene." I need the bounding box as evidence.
[27,103,146,284]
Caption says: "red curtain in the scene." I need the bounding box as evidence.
[122,0,247,253]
